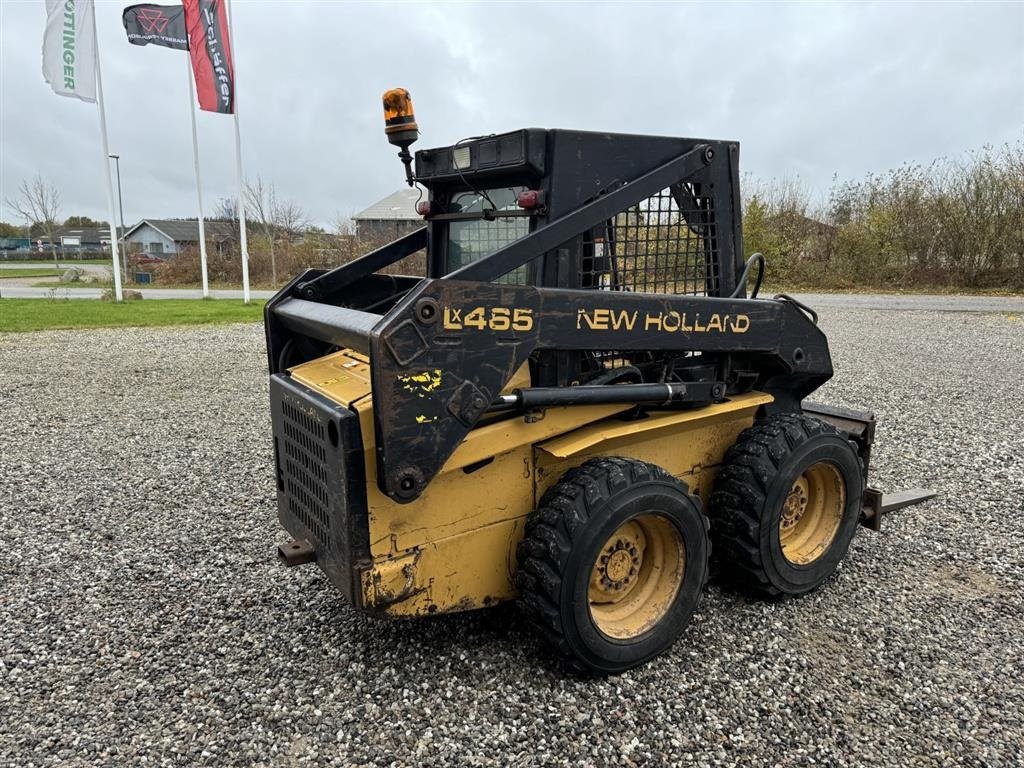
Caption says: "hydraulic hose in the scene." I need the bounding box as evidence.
[730,252,765,299]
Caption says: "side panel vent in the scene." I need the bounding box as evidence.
[269,375,369,604]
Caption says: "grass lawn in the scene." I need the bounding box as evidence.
[0,298,266,332]
[0,268,61,279]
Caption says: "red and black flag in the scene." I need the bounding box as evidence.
[122,4,189,51]
[182,0,235,114]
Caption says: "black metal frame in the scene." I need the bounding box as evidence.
[265,129,833,503]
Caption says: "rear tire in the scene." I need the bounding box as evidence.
[709,413,863,597]
[516,457,709,674]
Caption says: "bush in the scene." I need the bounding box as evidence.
[743,142,1024,291]
[153,231,426,288]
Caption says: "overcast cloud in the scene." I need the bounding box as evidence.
[1,0,1022,228]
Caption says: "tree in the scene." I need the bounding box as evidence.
[0,221,22,238]
[213,197,237,221]
[6,174,62,267]
[334,210,357,236]
[64,215,107,228]
[244,175,307,286]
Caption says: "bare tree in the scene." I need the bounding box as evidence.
[334,209,358,236]
[244,175,307,286]
[5,174,62,267]
[213,197,237,221]
[275,199,307,237]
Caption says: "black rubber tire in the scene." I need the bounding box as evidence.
[515,457,709,675]
[708,412,864,598]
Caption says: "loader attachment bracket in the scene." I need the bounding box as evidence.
[861,487,937,531]
[278,538,316,566]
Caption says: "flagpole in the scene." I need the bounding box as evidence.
[185,57,210,298]
[91,6,123,303]
[225,0,250,304]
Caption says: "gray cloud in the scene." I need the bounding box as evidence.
[1,0,1022,228]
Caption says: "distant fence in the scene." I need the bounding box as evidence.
[0,246,115,262]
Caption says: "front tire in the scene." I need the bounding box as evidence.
[709,413,864,597]
[516,457,709,674]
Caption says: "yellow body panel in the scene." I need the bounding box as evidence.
[289,350,772,617]
[360,518,525,614]
[536,393,773,506]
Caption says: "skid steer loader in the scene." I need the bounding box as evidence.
[265,89,932,673]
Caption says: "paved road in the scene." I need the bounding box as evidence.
[793,292,1023,313]
[0,285,277,300]
[2,283,1020,312]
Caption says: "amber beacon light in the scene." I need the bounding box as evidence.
[383,88,419,186]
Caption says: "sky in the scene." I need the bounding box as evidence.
[1,0,1022,230]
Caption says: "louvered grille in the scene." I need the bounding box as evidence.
[279,400,332,547]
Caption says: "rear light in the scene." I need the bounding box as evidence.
[416,201,433,216]
[517,189,544,209]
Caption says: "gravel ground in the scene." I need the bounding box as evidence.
[1,308,1022,767]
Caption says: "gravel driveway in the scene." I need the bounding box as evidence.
[1,308,1022,766]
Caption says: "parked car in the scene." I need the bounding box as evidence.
[129,253,166,267]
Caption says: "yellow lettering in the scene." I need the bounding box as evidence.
[579,308,609,330]
[644,312,662,331]
[693,314,706,332]
[730,314,750,333]
[610,310,638,331]
[662,311,681,332]
[489,307,511,331]
[463,307,486,329]
[512,308,533,331]
[706,314,723,332]
[443,307,462,329]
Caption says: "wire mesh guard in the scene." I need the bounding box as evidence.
[450,217,530,283]
[448,187,530,284]
[583,185,719,296]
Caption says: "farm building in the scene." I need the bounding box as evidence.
[352,188,422,240]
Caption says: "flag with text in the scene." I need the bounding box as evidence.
[42,0,97,102]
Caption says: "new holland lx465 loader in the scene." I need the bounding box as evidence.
[264,89,932,673]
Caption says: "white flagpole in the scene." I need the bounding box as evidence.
[185,58,210,298]
[225,0,250,303]
[91,5,123,302]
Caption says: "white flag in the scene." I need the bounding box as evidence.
[42,0,97,102]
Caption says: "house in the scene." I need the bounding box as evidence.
[51,226,126,253]
[352,188,423,240]
[122,219,236,257]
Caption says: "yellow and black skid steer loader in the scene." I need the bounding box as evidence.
[264,89,933,673]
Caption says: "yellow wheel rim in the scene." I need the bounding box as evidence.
[779,461,845,565]
[588,514,686,640]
